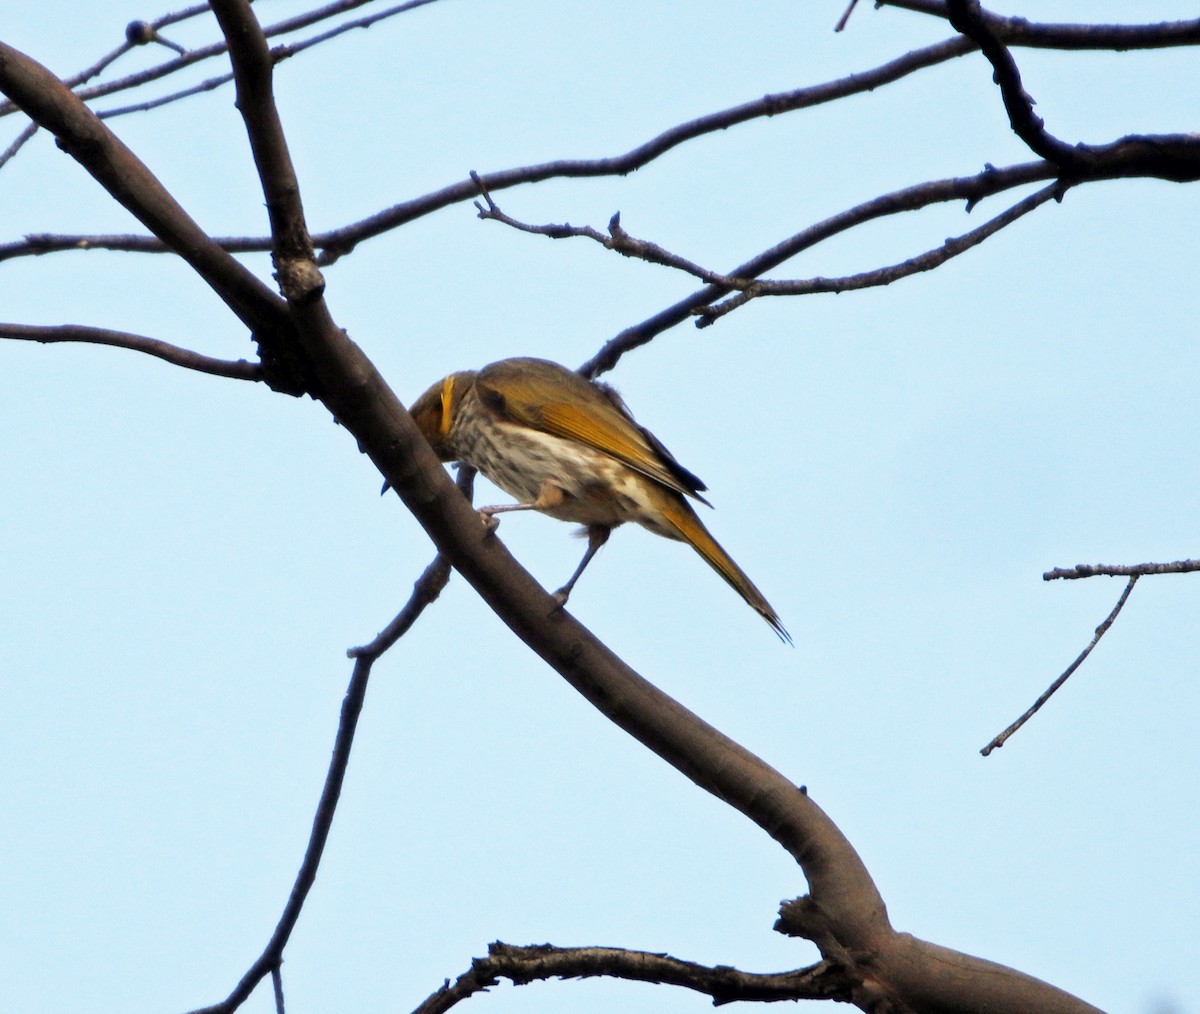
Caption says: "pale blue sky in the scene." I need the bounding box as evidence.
[2,3,1197,1013]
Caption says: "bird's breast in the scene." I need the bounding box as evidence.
[451,408,681,536]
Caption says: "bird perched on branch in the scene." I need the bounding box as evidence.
[409,357,789,642]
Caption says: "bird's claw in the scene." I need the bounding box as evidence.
[477,510,500,534]
[550,587,571,610]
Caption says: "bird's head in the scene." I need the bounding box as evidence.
[409,370,477,460]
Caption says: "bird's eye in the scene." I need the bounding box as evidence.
[478,385,505,412]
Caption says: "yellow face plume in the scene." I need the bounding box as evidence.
[409,370,477,460]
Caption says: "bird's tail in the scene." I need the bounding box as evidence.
[658,498,791,644]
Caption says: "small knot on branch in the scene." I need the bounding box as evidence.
[275,258,326,305]
[125,20,186,55]
[125,21,156,45]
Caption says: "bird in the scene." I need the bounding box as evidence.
[409,356,789,642]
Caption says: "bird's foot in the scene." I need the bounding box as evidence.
[477,509,500,534]
[550,586,572,610]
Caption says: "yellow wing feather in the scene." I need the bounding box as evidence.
[476,358,705,501]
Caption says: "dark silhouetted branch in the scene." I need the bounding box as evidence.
[474,174,1065,326]
[943,0,1200,182]
[0,322,262,380]
[187,656,374,1014]
[579,160,1054,377]
[0,0,445,121]
[270,965,285,1014]
[881,2,1200,51]
[0,41,288,336]
[190,475,468,1013]
[946,0,1080,168]
[695,182,1065,325]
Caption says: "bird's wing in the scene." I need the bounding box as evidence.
[476,358,710,503]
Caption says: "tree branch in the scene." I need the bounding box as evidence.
[0,322,263,381]
[209,0,315,270]
[0,0,445,120]
[186,545,460,1014]
[944,0,1200,181]
[8,13,1200,266]
[881,2,1200,52]
[473,176,1065,326]
[579,160,1054,377]
[1043,559,1200,580]
[0,42,288,337]
[695,181,1064,324]
[0,25,1118,1014]
[982,576,1139,755]
[412,942,851,1014]
[946,0,1079,168]
[0,118,37,169]
[187,658,373,1014]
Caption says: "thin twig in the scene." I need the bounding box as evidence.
[81,4,214,90]
[0,119,38,170]
[270,965,285,1014]
[471,177,755,290]
[835,0,862,32]
[0,322,263,381]
[981,576,1139,755]
[0,231,272,262]
[1043,559,1200,580]
[186,654,376,1014]
[186,551,460,1014]
[183,451,468,1013]
[98,70,235,118]
[351,468,474,659]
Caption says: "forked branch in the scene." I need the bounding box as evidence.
[984,557,1200,753]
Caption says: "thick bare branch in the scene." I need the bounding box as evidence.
[946,0,1078,167]
[0,322,262,381]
